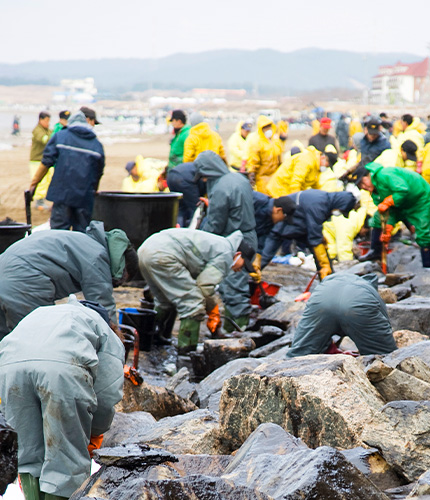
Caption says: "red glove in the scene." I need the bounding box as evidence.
[199,197,209,207]
[380,224,394,244]
[88,434,104,458]
[378,195,395,213]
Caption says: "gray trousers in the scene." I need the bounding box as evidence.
[219,268,251,318]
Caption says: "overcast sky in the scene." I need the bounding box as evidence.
[1,0,429,64]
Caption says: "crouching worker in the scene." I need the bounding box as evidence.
[138,228,255,353]
[0,221,139,340]
[0,296,125,499]
[287,273,397,357]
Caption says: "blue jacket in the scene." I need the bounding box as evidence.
[42,115,105,210]
[167,162,206,215]
[253,191,275,254]
[261,190,355,267]
[360,133,390,166]
[195,151,257,249]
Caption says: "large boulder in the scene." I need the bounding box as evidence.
[0,412,17,496]
[382,340,430,367]
[393,330,428,348]
[218,355,385,452]
[103,411,156,447]
[387,297,430,335]
[362,401,430,481]
[202,338,256,375]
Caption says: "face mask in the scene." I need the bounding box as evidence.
[320,166,327,172]
[173,127,182,134]
[331,210,341,217]
[264,129,273,139]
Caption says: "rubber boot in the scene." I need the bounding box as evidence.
[19,473,43,500]
[358,228,382,262]
[153,307,176,346]
[223,307,249,333]
[177,318,200,355]
[421,247,430,268]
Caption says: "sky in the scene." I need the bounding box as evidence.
[1,0,429,64]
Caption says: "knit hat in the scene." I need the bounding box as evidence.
[190,112,204,127]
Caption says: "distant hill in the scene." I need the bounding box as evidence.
[0,48,424,94]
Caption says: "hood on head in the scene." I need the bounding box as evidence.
[194,150,229,180]
[328,191,356,214]
[68,111,88,127]
[257,115,276,136]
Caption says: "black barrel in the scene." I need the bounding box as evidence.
[118,307,156,351]
[92,191,182,249]
[0,223,31,254]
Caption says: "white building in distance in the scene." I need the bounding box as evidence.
[53,77,97,103]
[370,58,430,105]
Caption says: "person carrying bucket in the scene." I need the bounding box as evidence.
[137,228,255,354]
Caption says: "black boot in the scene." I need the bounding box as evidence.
[358,228,382,262]
[153,307,176,346]
[421,247,430,268]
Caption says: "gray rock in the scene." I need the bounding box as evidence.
[0,412,17,495]
[407,469,430,498]
[372,367,430,402]
[343,260,382,275]
[93,443,177,468]
[103,411,156,447]
[387,297,430,335]
[197,358,264,408]
[165,367,199,405]
[218,355,385,452]
[250,332,294,358]
[362,401,430,481]
[390,284,412,301]
[255,300,306,331]
[383,341,430,367]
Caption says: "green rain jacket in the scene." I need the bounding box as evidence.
[168,125,191,171]
[366,162,430,247]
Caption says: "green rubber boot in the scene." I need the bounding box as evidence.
[19,473,67,500]
[223,308,249,333]
[177,318,200,354]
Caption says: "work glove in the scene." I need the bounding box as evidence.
[206,304,221,335]
[378,195,395,213]
[313,243,332,281]
[380,224,394,244]
[88,434,104,458]
[199,197,209,207]
[249,253,262,283]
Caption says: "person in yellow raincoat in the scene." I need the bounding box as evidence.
[121,155,167,193]
[183,112,226,164]
[393,114,425,158]
[349,117,363,142]
[227,121,252,171]
[422,142,430,184]
[276,119,289,153]
[319,145,344,193]
[311,118,320,135]
[374,140,417,172]
[266,146,301,197]
[246,115,283,195]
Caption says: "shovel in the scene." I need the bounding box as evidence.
[295,272,318,302]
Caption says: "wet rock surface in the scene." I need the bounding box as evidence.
[406,469,430,498]
[0,411,18,495]
[387,297,430,335]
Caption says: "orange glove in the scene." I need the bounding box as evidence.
[380,224,394,244]
[206,304,221,334]
[378,195,395,213]
[88,434,104,458]
[199,197,209,207]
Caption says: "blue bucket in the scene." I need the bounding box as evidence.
[118,307,156,351]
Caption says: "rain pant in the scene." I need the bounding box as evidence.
[266,147,320,196]
[183,122,226,163]
[261,190,356,268]
[0,221,126,338]
[323,207,367,261]
[366,163,430,248]
[138,228,243,320]
[0,296,124,497]
[168,125,191,170]
[194,151,257,317]
[30,123,53,201]
[287,273,397,357]
[253,191,275,254]
[246,115,283,194]
[227,121,249,170]
[121,155,166,192]
[166,162,206,227]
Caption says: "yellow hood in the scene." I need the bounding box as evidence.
[190,121,212,139]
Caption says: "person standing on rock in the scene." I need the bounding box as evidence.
[355,162,430,267]
[287,273,397,357]
[0,296,124,500]
[193,150,258,332]
[138,228,255,353]
[0,221,139,339]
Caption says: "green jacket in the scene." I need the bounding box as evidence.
[168,125,190,170]
[366,162,430,247]
[52,122,65,135]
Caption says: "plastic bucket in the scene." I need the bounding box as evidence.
[358,241,370,256]
[92,191,182,250]
[249,281,281,307]
[0,223,31,254]
[118,307,156,351]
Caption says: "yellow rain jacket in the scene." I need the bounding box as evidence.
[374,148,416,171]
[227,121,249,170]
[349,119,363,138]
[247,115,283,194]
[277,120,289,153]
[392,119,403,137]
[266,146,320,197]
[323,206,367,261]
[395,117,425,159]
[422,143,430,184]
[183,122,226,163]
[311,119,320,135]
[121,155,166,193]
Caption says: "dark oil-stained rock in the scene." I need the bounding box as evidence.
[249,331,294,358]
[93,443,177,468]
[387,297,430,335]
[0,411,18,495]
[362,401,430,482]
[202,338,256,375]
[117,378,197,418]
[218,355,385,452]
[256,300,305,331]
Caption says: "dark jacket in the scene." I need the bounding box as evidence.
[253,191,275,254]
[261,190,356,267]
[360,133,391,166]
[308,133,337,153]
[194,150,257,249]
[42,113,105,210]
